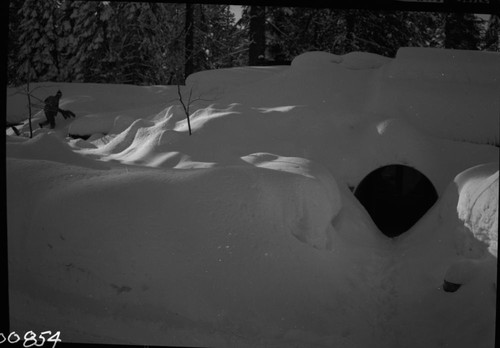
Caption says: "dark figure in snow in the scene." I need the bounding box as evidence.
[40,90,62,129]
[39,90,76,129]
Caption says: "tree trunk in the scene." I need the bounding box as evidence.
[184,3,195,80]
[484,14,500,51]
[248,6,266,65]
[26,63,33,138]
[444,13,481,50]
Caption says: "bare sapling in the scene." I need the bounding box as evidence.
[176,83,217,136]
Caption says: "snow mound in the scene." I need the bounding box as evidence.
[68,112,119,136]
[6,132,108,169]
[186,66,287,98]
[340,52,392,70]
[291,50,391,71]
[6,47,499,347]
[444,258,496,286]
[291,51,343,68]
[241,153,342,249]
[334,117,497,195]
[7,82,176,125]
[68,103,177,137]
[393,47,500,83]
[8,154,357,345]
[405,161,499,261]
[370,47,500,143]
[455,163,499,257]
[409,162,499,259]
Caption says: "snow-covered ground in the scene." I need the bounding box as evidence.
[6,47,499,347]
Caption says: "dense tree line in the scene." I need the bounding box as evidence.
[7,1,499,86]
[8,1,244,86]
[242,7,498,65]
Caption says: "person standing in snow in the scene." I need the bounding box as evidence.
[39,90,62,129]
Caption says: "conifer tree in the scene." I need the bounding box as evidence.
[184,3,195,80]
[113,2,182,85]
[58,1,112,82]
[483,14,500,51]
[8,0,25,85]
[58,1,185,84]
[444,13,482,50]
[11,1,242,85]
[264,7,445,61]
[193,5,247,70]
[16,0,63,83]
[248,6,266,65]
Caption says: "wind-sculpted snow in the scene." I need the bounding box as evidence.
[6,48,499,347]
[395,163,498,261]
[68,101,498,197]
[455,163,499,257]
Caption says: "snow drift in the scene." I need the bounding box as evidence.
[6,47,499,347]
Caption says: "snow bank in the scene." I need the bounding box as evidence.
[349,117,498,194]
[455,163,499,257]
[443,258,495,286]
[392,47,499,84]
[399,162,498,260]
[7,82,177,132]
[6,132,108,170]
[291,50,391,70]
[68,102,497,198]
[8,154,370,347]
[6,47,499,347]
[8,48,499,146]
[369,47,500,143]
[379,162,498,348]
[186,65,287,99]
[241,153,342,249]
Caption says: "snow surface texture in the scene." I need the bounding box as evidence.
[6,48,499,347]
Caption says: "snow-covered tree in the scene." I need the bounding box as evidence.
[57,1,112,82]
[49,1,187,85]
[444,13,483,50]
[264,7,445,60]
[483,14,500,51]
[181,4,246,79]
[184,3,195,80]
[110,2,184,85]
[14,2,493,87]
[193,5,247,70]
[247,6,267,65]
[8,0,25,85]
[10,1,242,85]
[265,7,342,62]
[15,0,63,84]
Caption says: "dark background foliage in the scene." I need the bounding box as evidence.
[7,1,499,86]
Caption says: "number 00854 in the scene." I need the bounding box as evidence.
[0,331,61,348]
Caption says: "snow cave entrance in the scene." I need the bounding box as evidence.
[354,164,438,238]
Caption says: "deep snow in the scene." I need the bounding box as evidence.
[6,48,499,347]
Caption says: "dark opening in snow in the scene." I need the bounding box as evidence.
[354,164,438,238]
[68,133,92,140]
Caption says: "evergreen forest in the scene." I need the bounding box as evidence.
[7,1,500,86]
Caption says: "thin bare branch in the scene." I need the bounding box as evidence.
[177,84,192,135]
[26,65,33,138]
